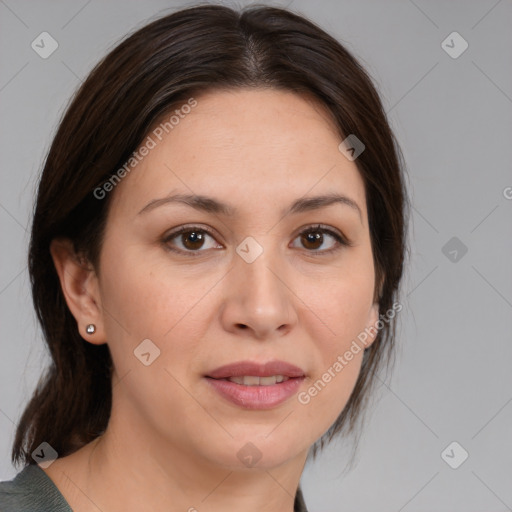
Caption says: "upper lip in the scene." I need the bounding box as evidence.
[206,360,306,379]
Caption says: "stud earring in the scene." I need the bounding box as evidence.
[85,324,96,335]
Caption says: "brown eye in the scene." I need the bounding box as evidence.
[291,225,349,254]
[180,230,206,250]
[163,226,222,255]
[300,231,324,250]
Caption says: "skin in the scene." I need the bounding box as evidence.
[47,88,379,512]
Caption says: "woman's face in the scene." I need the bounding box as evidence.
[91,88,379,470]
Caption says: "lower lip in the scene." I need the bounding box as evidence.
[205,377,304,410]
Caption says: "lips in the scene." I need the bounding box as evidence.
[204,360,306,410]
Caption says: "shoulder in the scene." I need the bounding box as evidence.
[0,464,72,512]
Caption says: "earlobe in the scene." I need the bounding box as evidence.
[49,238,106,344]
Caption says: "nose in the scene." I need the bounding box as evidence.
[219,245,298,340]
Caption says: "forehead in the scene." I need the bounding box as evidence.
[110,88,367,222]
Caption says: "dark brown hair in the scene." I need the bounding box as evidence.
[13,2,409,504]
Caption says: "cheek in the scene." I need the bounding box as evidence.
[98,237,205,337]
[293,264,374,425]
[96,242,225,384]
[299,266,375,356]
[95,251,211,437]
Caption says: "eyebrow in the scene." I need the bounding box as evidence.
[138,192,362,222]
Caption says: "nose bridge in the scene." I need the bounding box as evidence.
[235,237,285,307]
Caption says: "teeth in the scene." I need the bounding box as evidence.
[227,375,290,386]
[241,375,260,386]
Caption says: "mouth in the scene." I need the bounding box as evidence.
[204,360,306,410]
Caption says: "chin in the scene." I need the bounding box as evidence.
[199,428,311,471]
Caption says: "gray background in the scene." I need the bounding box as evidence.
[1,0,511,510]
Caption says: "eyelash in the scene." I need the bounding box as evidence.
[162,224,352,257]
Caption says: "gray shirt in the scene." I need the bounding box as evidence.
[0,464,72,511]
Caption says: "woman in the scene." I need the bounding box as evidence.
[0,3,408,511]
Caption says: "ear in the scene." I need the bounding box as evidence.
[363,301,380,349]
[50,238,106,344]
